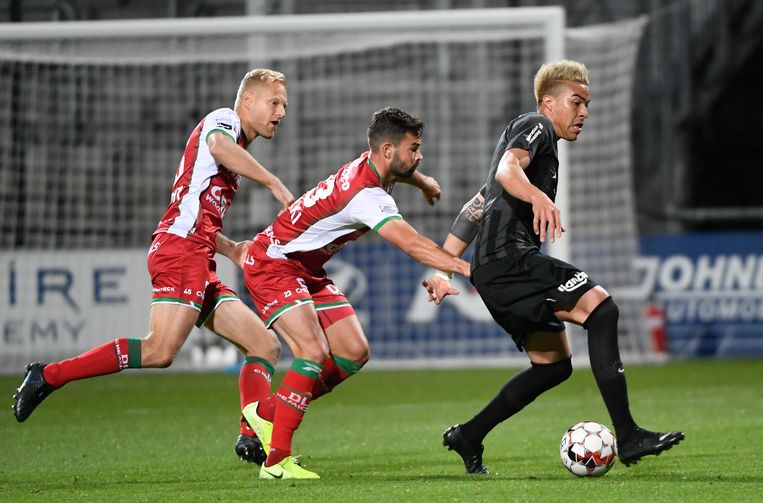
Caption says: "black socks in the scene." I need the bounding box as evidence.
[584,297,637,438]
[461,357,573,444]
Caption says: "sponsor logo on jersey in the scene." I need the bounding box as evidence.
[558,271,589,293]
[205,186,229,217]
[379,204,397,214]
[525,122,544,144]
[216,121,233,130]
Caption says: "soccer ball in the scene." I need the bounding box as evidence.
[560,421,617,477]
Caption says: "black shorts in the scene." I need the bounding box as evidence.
[471,250,597,351]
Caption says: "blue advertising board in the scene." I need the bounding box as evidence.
[639,231,763,357]
[234,231,763,362]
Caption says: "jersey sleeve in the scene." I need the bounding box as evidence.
[201,108,241,144]
[505,114,554,160]
[347,187,403,232]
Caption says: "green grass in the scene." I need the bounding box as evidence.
[1,359,762,502]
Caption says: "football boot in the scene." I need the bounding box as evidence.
[13,362,56,422]
[443,424,489,474]
[618,427,684,466]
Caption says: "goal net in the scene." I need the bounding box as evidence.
[0,9,650,371]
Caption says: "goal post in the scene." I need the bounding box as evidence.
[0,8,653,371]
[0,8,565,38]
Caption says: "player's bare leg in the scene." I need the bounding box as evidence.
[13,304,198,422]
[140,304,200,367]
[205,300,281,465]
[314,315,369,398]
[555,287,684,465]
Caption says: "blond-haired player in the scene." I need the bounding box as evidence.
[423,60,684,473]
[13,69,292,466]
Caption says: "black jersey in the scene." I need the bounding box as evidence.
[473,112,560,270]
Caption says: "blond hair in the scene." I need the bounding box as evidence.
[234,68,287,107]
[533,59,589,106]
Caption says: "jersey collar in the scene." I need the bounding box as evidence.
[366,157,386,186]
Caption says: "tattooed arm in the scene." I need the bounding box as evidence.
[421,186,485,304]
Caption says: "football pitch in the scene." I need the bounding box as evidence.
[1,359,761,502]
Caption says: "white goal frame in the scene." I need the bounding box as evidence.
[0,8,595,371]
[0,8,569,262]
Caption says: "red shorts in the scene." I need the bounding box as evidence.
[147,232,239,327]
[243,239,355,329]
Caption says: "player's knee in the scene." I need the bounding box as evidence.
[583,296,619,330]
[532,356,572,387]
[141,337,180,368]
[269,341,282,363]
[299,343,330,365]
[148,348,178,368]
[346,340,370,366]
[243,331,281,362]
[357,348,370,366]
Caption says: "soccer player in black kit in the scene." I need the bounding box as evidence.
[423,59,684,474]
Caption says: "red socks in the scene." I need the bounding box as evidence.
[265,358,322,466]
[43,338,141,388]
[239,357,274,410]
[256,354,364,421]
[310,356,349,400]
[238,356,274,436]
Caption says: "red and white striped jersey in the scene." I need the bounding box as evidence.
[257,150,402,273]
[153,108,243,250]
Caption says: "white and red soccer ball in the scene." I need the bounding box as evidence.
[560,421,617,476]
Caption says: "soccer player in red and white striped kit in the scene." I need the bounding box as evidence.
[216,107,470,479]
[13,69,294,463]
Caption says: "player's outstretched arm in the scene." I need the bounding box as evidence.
[396,170,441,206]
[376,219,470,279]
[495,148,562,243]
[421,189,484,304]
[207,131,295,210]
[215,232,252,269]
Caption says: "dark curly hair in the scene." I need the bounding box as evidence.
[367,107,425,151]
